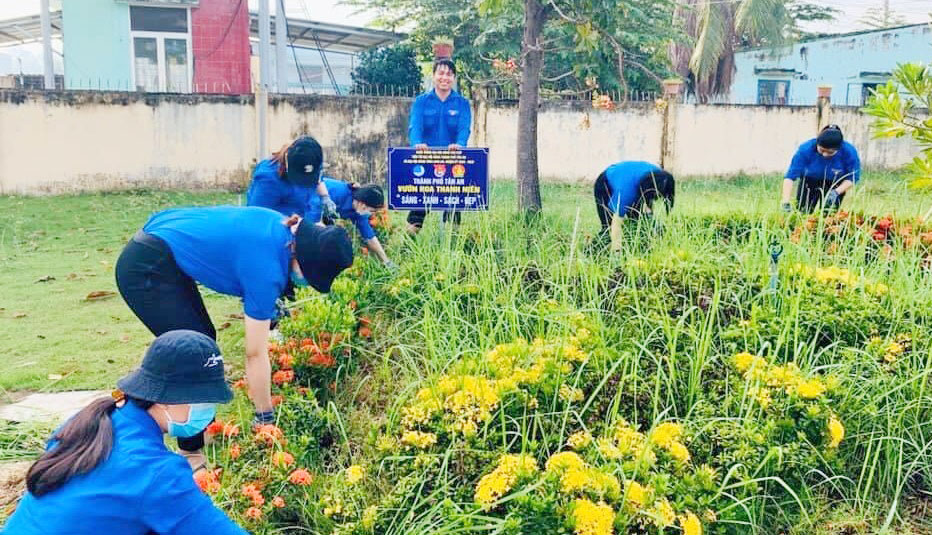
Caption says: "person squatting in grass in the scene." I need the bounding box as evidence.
[782,124,861,213]
[593,160,676,251]
[306,177,396,269]
[246,135,339,222]
[406,58,472,234]
[114,204,353,473]
[3,330,248,535]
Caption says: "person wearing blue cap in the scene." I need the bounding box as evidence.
[782,124,861,213]
[114,206,353,471]
[246,135,338,220]
[406,59,472,234]
[594,161,675,251]
[306,178,395,268]
[3,330,248,534]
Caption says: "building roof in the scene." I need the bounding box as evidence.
[0,10,404,54]
[737,22,930,54]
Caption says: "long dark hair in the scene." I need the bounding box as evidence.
[270,142,292,179]
[26,396,152,497]
[635,170,675,216]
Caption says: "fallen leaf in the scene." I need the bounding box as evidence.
[96,329,107,335]
[218,322,232,331]
[120,335,131,343]
[107,359,115,364]
[228,313,245,320]
[67,273,79,280]
[35,275,55,283]
[47,374,63,381]
[13,312,27,318]
[85,291,116,301]
[37,335,45,339]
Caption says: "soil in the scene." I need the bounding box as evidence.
[0,461,30,517]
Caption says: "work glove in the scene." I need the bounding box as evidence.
[384,260,399,271]
[321,196,338,220]
[824,189,841,209]
[781,202,793,213]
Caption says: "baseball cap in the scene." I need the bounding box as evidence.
[352,185,385,209]
[286,136,324,186]
[117,330,233,404]
[294,221,354,293]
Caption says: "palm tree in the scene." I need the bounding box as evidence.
[671,0,792,99]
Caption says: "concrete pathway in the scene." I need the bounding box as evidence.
[0,391,109,423]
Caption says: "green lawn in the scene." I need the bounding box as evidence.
[0,172,923,398]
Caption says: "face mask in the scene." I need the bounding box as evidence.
[356,208,372,218]
[291,269,309,288]
[163,403,216,438]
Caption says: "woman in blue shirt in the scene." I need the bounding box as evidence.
[594,161,675,251]
[246,135,338,219]
[306,178,395,268]
[114,206,352,472]
[782,125,861,213]
[4,330,246,535]
[406,59,472,234]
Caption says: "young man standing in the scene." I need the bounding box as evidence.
[406,59,473,234]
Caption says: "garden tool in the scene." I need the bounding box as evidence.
[768,241,783,294]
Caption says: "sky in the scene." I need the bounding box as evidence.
[0,1,928,74]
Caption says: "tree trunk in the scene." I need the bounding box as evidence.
[516,0,546,214]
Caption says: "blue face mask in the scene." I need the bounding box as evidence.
[163,403,217,438]
[291,269,309,288]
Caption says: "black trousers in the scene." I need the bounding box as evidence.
[406,209,461,228]
[796,177,846,213]
[115,230,214,452]
[594,172,613,233]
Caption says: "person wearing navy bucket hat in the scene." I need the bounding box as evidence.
[3,330,248,534]
[115,203,353,473]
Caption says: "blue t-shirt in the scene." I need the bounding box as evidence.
[246,158,315,217]
[408,89,472,147]
[603,161,662,215]
[307,178,377,241]
[143,206,292,321]
[3,403,247,535]
[785,139,861,183]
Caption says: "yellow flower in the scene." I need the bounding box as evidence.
[828,415,845,448]
[361,505,378,530]
[474,454,538,508]
[546,451,585,473]
[755,387,773,409]
[559,384,585,403]
[400,430,437,449]
[649,422,683,449]
[375,435,397,452]
[624,480,648,509]
[597,438,622,460]
[345,464,365,485]
[568,431,593,450]
[649,498,676,527]
[765,364,801,388]
[796,378,826,400]
[561,467,592,494]
[680,511,703,535]
[572,498,615,535]
[733,352,756,372]
[668,441,690,463]
[563,343,588,363]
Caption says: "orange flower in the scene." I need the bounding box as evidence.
[271,369,294,385]
[206,421,225,436]
[268,342,281,354]
[358,326,372,338]
[194,469,221,494]
[272,451,295,467]
[308,353,335,368]
[250,492,264,506]
[255,424,286,446]
[241,483,263,497]
[359,316,371,327]
[297,387,310,396]
[271,395,284,407]
[288,468,313,485]
[229,443,241,459]
[272,496,285,508]
[277,352,294,370]
[244,507,262,520]
[222,423,240,437]
[232,378,248,390]
[300,338,317,350]
[319,332,332,343]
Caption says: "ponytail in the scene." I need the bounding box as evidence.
[26,396,151,497]
[271,142,291,179]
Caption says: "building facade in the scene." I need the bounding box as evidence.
[729,23,932,107]
[62,0,250,94]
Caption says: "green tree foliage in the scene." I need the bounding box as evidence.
[864,63,932,194]
[351,44,423,94]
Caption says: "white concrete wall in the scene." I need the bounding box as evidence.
[0,90,922,194]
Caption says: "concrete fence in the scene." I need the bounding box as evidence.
[0,90,920,194]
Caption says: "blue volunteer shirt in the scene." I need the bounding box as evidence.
[307,178,377,241]
[143,206,292,321]
[785,139,861,183]
[3,402,247,535]
[408,89,472,147]
[246,158,315,217]
[604,161,662,215]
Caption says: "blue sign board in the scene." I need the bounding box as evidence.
[387,147,489,211]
